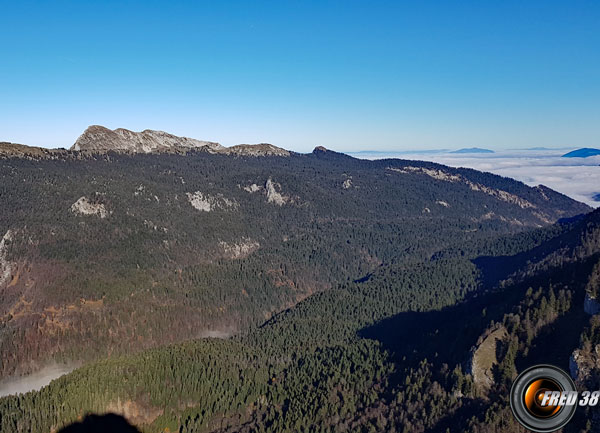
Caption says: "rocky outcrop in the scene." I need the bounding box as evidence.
[0,230,14,287]
[71,125,223,154]
[227,143,290,157]
[186,192,237,212]
[265,178,289,205]
[466,326,508,393]
[569,332,600,431]
[243,184,262,193]
[570,346,600,385]
[70,197,108,218]
[70,125,291,157]
[219,238,260,259]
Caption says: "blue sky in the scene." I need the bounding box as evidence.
[1,1,599,152]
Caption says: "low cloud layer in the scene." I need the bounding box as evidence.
[351,149,600,208]
[0,364,75,397]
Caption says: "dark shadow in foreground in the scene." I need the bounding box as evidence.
[58,414,141,433]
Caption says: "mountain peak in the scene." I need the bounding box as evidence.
[70,125,291,157]
[71,125,224,154]
[450,147,494,154]
[227,143,290,157]
[562,148,600,158]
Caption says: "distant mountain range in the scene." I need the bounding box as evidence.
[349,149,450,156]
[450,147,495,154]
[562,147,600,158]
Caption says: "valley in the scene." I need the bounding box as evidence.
[0,133,598,432]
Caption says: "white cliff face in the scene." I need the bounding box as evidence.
[72,125,224,153]
[71,197,108,218]
[186,192,237,212]
[265,178,289,206]
[0,229,14,287]
[70,125,290,156]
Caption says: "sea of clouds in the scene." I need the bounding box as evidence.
[349,149,600,208]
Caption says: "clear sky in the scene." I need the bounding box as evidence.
[1,1,599,152]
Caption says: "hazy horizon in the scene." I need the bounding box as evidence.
[3,124,593,155]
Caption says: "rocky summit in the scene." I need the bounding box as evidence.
[71,125,224,153]
[70,125,291,156]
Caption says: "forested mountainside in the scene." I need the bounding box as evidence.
[0,140,595,433]
[2,200,600,433]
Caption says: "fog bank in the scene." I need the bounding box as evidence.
[0,364,76,398]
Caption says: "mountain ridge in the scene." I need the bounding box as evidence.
[0,145,598,433]
[71,125,224,153]
[0,148,590,382]
[71,125,291,156]
[562,147,600,158]
[1,126,292,158]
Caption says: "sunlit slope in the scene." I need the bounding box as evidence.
[0,147,589,380]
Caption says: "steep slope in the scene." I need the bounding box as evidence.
[0,148,590,382]
[2,206,598,433]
